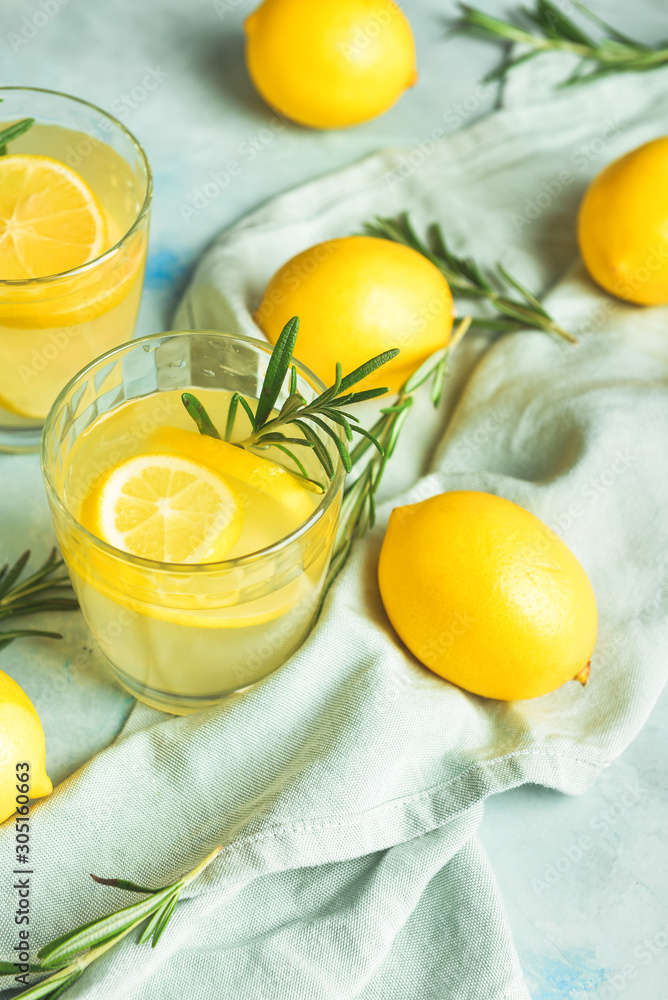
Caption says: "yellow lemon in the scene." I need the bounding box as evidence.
[0,154,107,280]
[255,236,454,392]
[578,136,668,305]
[80,453,244,563]
[244,0,417,129]
[378,491,598,701]
[0,669,52,823]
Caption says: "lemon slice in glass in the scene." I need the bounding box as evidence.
[82,453,244,564]
[0,154,107,279]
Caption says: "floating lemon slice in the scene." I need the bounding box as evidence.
[149,427,316,524]
[82,453,244,564]
[0,154,107,280]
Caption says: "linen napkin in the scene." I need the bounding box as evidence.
[2,57,668,1000]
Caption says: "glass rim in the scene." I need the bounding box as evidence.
[41,329,346,574]
[0,85,153,288]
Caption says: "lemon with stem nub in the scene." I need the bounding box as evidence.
[244,0,417,129]
[378,491,598,701]
[0,669,52,823]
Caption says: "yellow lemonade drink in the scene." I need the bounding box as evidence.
[42,332,344,714]
[0,88,151,452]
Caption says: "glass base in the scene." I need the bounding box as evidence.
[0,423,42,453]
[105,656,255,716]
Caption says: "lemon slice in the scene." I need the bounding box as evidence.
[149,427,315,524]
[0,154,107,280]
[83,453,244,563]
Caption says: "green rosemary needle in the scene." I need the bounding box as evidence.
[0,549,79,652]
[5,846,223,998]
[0,101,34,156]
[364,213,576,344]
[455,0,668,87]
[325,316,471,590]
[182,316,397,492]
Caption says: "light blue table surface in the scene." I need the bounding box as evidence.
[2,1,667,996]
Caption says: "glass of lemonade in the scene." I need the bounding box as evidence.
[0,87,151,452]
[41,331,345,714]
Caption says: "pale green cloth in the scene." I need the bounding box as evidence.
[3,59,668,999]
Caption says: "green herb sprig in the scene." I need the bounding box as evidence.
[326,316,471,587]
[0,99,34,156]
[365,213,576,344]
[182,316,398,492]
[180,314,475,589]
[455,0,668,87]
[4,846,222,999]
[0,549,78,652]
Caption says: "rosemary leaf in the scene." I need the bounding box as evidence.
[253,433,314,447]
[255,315,300,427]
[278,392,307,420]
[366,214,576,344]
[0,550,78,652]
[337,349,399,393]
[47,972,84,1000]
[7,968,76,1000]
[224,393,240,442]
[322,408,354,442]
[0,116,34,156]
[90,874,162,894]
[270,444,309,480]
[454,0,668,87]
[0,550,31,599]
[137,892,179,946]
[0,961,44,975]
[38,884,176,969]
[306,414,353,473]
[8,848,223,999]
[350,423,385,456]
[181,393,221,439]
[236,395,257,430]
[292,419,335,478]
[332,387,389,406]
[325,315,472,593]
[149,893,180,948]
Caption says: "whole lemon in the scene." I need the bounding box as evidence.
[244,0,417,129]
[255,236,454,392]
[0,668,52,823]
[578,136,668,305]
[378,491,598,701]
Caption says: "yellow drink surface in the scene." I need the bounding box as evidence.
[57,390,334,712]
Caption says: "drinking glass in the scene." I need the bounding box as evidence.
[41,331,345,714]
[0,87,152,452]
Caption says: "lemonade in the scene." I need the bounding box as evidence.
[42,332,344,714]
[0,88,151,451]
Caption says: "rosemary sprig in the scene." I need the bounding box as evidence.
[365,213,576,344]
[325,316,471,589]
[182,316,476,586]
[5,846,222,998]
[0,100,34,156]
[0,549,78,652]
[182,316,397,491]
[455,0,668,87]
